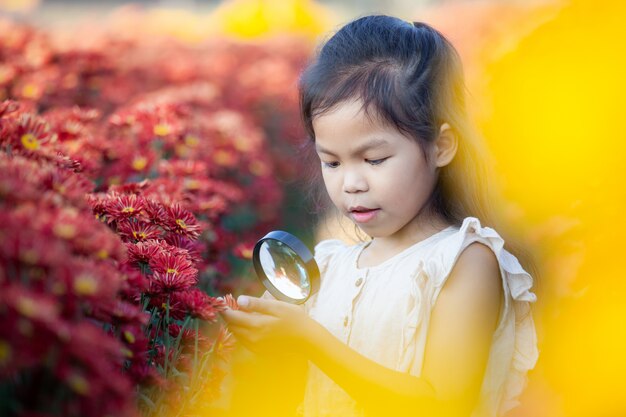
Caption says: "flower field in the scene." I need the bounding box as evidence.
[0,13,314,417]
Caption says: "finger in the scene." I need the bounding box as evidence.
[220,309,258,328]
[237,295,286,316]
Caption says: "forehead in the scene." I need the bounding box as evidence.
[312,99,407,151]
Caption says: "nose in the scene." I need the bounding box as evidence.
[342,168,368,194]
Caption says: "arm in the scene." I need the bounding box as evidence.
[221,242,502,416]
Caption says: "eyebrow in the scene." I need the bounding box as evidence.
[315,138,389,157]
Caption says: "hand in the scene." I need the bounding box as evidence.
[220,294,311,356]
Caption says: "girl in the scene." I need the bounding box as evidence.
[221,15,538,417]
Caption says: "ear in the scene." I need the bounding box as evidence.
[433,123,458,168]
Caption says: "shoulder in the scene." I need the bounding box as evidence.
[429,217,506,306]
[314,239,349,259]
[313,239,350,275]
[443,242,502,305]
[455,242,500,283]
[314,238,348,253]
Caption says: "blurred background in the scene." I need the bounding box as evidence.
[2,0,625,416]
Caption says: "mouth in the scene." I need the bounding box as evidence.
[348,206,380,223]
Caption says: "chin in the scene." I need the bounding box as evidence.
[354,224,388,239]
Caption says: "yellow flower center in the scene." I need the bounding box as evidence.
[53,223,77,239]
[20,133,40,150]
[176,219,187,229]
[121,207,135,214]
[153,123,171,136]
[121,347,134,358]
[249,160,269,176]
[234,136,252,152]
[68,373,90,396]
[213,149,235,166]
[123,330,136,344]
[74,275,98,295]
[184,135,200,147]
[16,297,37,318]
[166,268,178,274]
[133,231,147,240]
[184,179,200,190]
[131,156,148,171]
[0,340,11,365]
[21,83,38,99]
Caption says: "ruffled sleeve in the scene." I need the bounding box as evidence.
[422,217,539,416]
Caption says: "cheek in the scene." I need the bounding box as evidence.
[321,171,340,197]
[384,163,435,198]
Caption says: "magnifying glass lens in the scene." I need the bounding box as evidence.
[259,240,310,301]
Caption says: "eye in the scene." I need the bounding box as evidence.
[366,157,388,165]
[322,161,340,169]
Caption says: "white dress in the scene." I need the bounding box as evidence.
[298,217,538,417]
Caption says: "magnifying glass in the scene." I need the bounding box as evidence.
[252,231,320,304]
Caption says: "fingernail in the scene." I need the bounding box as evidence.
[237,295,249,307]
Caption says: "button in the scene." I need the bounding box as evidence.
[355,277,363,287]
[343,316,349,327]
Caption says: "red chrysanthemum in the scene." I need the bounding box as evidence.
[170,288,225,322]
[143,198,168,226]
[10,113,57,152]
[126,239,162,265]
[167,323,209,347]
[232,241,254,260]
[117,220,162,242]
[164,233,204,265]
[148,251,198,293]
[0,99,19,117]
[163,203,201,239]
[212,324,236,361]
[105,193,146,222]
[219,293,240,311]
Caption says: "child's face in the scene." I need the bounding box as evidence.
[313,99,439,240]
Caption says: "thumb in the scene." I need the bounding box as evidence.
[237,295,282,316]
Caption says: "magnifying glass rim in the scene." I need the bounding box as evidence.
[252,230,320,304]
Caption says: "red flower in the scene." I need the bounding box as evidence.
[105,193,146,222]
[0,99,19,117]
[9,113,57,152]
[117,220,161,242]
[117,263,149,298]
[167,323,209,347]
[143,198,168,226]
[126,239,162,265]
[90,299,149,326]
[163,203,201,239]
[164,233,204,265]
[232,241,254,260]
[212,324,236,361]
[219,293,240,311]
[148,251,197,293]
[170,288,225,322]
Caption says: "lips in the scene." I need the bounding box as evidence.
[348,206,380,223]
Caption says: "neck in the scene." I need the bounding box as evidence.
[368,213,451,255]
